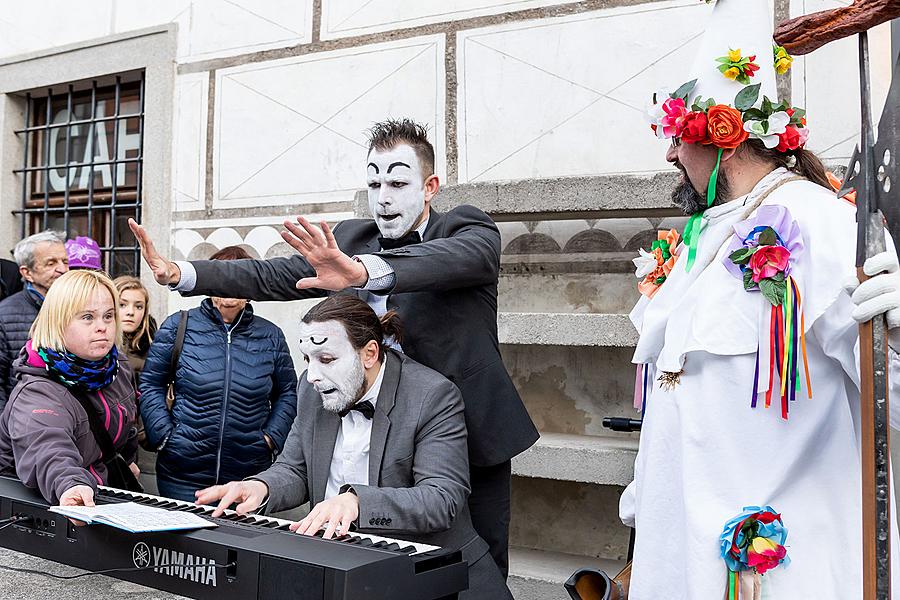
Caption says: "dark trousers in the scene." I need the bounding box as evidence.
[468,460,511,579]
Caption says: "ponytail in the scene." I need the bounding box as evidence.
[790,148,831,190]
[379,310,404,348]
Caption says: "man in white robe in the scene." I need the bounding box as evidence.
[621,1,900,598]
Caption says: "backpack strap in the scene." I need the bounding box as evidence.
[169,310,189,385]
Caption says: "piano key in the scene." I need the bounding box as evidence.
[96,485,440,554]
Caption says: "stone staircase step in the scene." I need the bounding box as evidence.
[499,312,638,347]
[355,172,681,221]
[512,432,637,486]
[509,546,625,600]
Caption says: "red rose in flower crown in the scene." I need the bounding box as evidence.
[748,245,790,283]
[775,125,810,153]
[706,105,749,149]
[680,111,710,144]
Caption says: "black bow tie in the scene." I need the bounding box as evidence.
[378,230,421,250]
[339,400,375,420]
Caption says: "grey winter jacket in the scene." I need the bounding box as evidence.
[0,347,139,503]
[0,289,41,411]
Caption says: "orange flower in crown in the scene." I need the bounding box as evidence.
[706,105,749,149]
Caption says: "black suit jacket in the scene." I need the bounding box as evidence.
[188,205,538,466]
[0,260,21,302]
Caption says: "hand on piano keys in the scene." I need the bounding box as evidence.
[99,485,441,555]
[290,491,359,540]
[195,480,269,517]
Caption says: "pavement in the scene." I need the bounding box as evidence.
[0,547,189,599]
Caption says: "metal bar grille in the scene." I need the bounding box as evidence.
[12,72,145,277]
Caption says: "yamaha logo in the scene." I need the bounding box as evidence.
[132,542,151,569]
[130,542,218,587]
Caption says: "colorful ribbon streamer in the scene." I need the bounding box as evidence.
[753,275,811,418]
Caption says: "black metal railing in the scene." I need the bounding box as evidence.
[12,72,145,276]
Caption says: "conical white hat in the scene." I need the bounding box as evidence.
[688,0,778,108]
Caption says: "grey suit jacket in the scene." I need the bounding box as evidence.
[253,349,488,557]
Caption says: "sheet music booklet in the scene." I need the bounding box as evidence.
[49,501,217,533]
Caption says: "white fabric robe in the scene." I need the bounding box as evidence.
[623,169,900,599]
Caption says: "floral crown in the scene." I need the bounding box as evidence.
[649,45,808,153]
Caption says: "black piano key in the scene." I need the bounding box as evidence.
[371,541,388,549]
[261,520,281,528]
[344,536,362,544]
[357,538,374,547]
[399,545,416,554]
[383,543,401,552]
[276,524,292,530]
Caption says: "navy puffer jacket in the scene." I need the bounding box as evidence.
[0,288,42,411]
[139,299,298,501]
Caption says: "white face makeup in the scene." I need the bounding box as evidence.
[298,320,366,413]
[366,144,427,239]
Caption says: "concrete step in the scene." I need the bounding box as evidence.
[509,546,626,600]
[355,172,681,221]
[512,432,637,487]
[498,312,638,347]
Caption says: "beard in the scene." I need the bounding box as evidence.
[317,356,367,414]
[671,166,731,215]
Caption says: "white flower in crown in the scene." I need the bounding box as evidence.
[743,110,790,149]
[646,88,672,139]
[633,248,659,279]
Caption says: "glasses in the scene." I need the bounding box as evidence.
[671,137,682,148]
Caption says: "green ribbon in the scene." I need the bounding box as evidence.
[683,148,724,272]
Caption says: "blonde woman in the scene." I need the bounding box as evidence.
[0,270,139,506]
[114,276,157,381]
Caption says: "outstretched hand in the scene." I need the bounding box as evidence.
[128,218,182,286]
[281,217,368,291]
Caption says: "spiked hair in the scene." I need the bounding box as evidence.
[366,118,435,179]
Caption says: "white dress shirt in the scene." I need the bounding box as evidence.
[324,357,386,500]
[353,217,429,318]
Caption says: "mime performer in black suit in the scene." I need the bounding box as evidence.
[129,118,538,578]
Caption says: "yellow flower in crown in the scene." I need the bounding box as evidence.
[716,48,760,85]
[774,44,793,75]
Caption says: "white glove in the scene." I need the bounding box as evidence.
[849,250,900,329]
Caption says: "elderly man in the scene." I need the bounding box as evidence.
[0,231,68,409]
[197,295,512,599]
[130,118,537,577]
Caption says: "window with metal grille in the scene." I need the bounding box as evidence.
[13,72,145,276]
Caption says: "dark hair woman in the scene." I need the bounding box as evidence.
[114,275,157,383]
[139,246,298,501]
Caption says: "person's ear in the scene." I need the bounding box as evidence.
[362,340,380,369]
[18,265,32,283]
[423,174,440,205]
[719,147,739,162]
